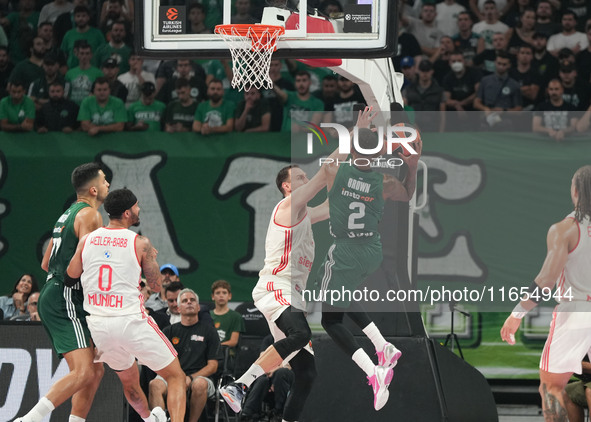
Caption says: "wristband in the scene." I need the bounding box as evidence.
[511,303,528,319]
[527,280,542,303]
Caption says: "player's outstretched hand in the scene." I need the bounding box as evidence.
[356,106,378,129]
[500,315,521,345]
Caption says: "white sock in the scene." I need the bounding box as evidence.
[352,348,375,377]
[142,415,155,422]
[235,363,265,387]
[362,322,388,351]
[24,396,55,422]
[68,416,85,422]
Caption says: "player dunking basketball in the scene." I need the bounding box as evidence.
[220,161,329,422]
[316,118,422,411]
[501,166,591,422]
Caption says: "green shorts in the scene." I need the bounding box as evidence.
[315,239,382,308]
[38,279,91,358]
[565,380,591,408]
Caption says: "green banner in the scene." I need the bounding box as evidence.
[0,130,589,379]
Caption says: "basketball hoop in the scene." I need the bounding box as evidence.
[215,24,285,91]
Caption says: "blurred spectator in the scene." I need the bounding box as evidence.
[392,20,422,71]
[435,0,466,37]
[126,81,165,131]
[474,51,522,126]
[452,11,485,66]
[156,59,207,104]
[29,52,65,110]
[558,47,577,67]
[505,8,536,57]
[36,81,79,133]
[509,44,541,110]
[400,56,417,90]
[232,0,256,24]
[325,75,366,129]
[576,22,591,83]
[474,32,508,74]
[470,0,514,22]
[163,78,197,133]
[101,57,127,102]
[37,22,67,72]
[273,70,324,132]
[93,20,131,74]
[53,0,94,48]
[443,50,481,112]
[403,59,446,131]
[234,87,270,132]
[193,78,235,135]
[0,0,39,63]
[261,59,294,131]
[400,3,445,59]
[532,31,559,84]
[99,0,133,42]
[210,280,245,350]
[38,0,74,25]
[0,46,13,98]
[64,40,103,104]
[11,291,41,321]
[557,63,590,111]
[61,5,106,69]
[534,0,561,37]
[533,79,578,142]
[472,1,510,50]
[118,53,156,106]
[150,281,184,329]
[0,24,7,48]
[187,3,212,34]
[8,36,46,90]
[563,360,591,422]
[0,273,39,320]
[144,263,180,313]
[0,79,35,131]
[547,10,588,58]
[319,0,343,17]
[502,0,533,28]
[312,74,338,104]
[431,35,454,84]
[78,76,126,135]
[99,0,134,29]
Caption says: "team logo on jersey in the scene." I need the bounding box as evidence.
[172,337,180,345]
[214,322,220,328]
[104,250,111,258]
[191,335,204,342]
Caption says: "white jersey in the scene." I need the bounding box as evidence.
[259,198,314,293]
[556,212,591,302]
[81,227,143,317]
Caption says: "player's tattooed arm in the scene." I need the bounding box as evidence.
[139,235,162,293]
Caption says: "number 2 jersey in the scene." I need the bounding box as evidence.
[80,227,144,317]
[328,163,384,242]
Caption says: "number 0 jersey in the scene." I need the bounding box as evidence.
[81,227,143,317]
[258,198,315,292]
[556,212,591,303]
[328,163,384,242]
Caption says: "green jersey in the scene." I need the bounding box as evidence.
[65,66,104,105]
[61,28,106,68]
[46,202,90,284]
[328,163,384,242]
[127,100,166,131]
[0,96,35,124]
[280,91,324,132]
[194,100,235,127]
[77,95,127,125]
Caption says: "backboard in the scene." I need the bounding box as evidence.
[134,0,398,59]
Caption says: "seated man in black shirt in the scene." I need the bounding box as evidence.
[533,79,578,142]
[149,288,222,422]
[36,81,79,133]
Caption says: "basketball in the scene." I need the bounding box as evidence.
[392,122,418,157]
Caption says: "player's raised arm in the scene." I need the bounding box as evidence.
[500,218,577,345]
[308,199,330,224]
[136,235,162,293]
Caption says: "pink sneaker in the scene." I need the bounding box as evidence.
[377,342,402,369]
[367,366,394,411]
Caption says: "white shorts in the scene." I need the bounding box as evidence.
[252,277,313,361]
[87,313,177,372]
[540,304,591,374]
[153,374,215,398]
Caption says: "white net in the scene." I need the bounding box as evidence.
[215,25,285,91]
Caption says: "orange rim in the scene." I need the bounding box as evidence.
[215,24,285,38]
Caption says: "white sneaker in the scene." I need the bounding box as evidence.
[377,342,402,369]
[367,366,394,411]
[150,406,167,422]
[220,382,247,413]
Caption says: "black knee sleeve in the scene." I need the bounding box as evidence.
[273,308,312,359]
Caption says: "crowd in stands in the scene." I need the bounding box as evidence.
[1,0,591,138]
